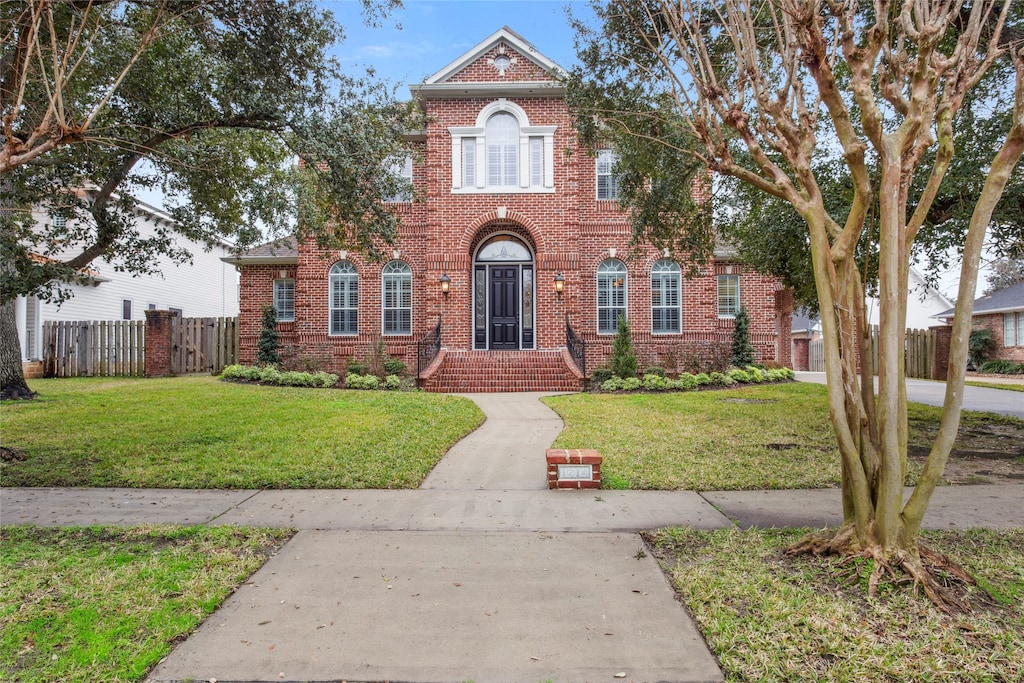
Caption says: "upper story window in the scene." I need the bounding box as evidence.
[449,99,556,194]
[651,259,681,334]
[274,278,295,322]
[330,261,358,335]
[382,261,412,335]
[597,258,628,334]
[596,149,620,201]
[385,156,413,203]
[717,274,740,318]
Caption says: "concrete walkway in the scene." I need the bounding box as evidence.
[2,391,1023,683]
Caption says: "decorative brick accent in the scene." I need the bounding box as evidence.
[145,309,180,377]
[546,449,602,489]
[793,337,810,371]
[931,324,953,380]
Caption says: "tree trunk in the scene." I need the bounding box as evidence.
[0,296,36,400]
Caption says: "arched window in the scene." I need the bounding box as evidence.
[651,259,681,334]
[382,261,412,335]
[486,112,519,187]
[329,261,358,335]
[597,259,628,334]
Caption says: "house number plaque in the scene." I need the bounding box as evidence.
[557,464,593,481]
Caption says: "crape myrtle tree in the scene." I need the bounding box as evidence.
[569,0,1024,607]
[0,0,424,399]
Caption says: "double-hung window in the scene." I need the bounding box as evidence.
[273,278,295,322]
[597,259,628,334]
[330,261,358,335]
[717,274,740,318]
[1005,312,1024,347]
[596,149,620,200]
[385,156,413,202]
[651,260,681,333]
[382,261,412,335]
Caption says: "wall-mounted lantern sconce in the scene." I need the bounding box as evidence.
[439,273,451,296]
[554,272,565,295]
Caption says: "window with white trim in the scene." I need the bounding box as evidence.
[274,278,295,322]
[651,259,681,333]
[121,299,132,320]
[382,261,412,335]
[330,261,358,335]
[597,259,628,334]
[385,155,413,202]
[449,99,556,193]
[1005,312,1024,347]
[596,149,620,200]
[717,274,740,318]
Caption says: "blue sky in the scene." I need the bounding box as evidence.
[323,0,592,90]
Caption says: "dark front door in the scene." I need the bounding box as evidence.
[489,266,519,349]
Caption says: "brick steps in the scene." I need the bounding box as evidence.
[423,350,582,393]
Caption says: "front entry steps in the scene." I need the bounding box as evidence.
[420,349,582,393]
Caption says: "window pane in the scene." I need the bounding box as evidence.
[330,262,358,335]
[1017,313,1024,346]
[463,141,476,187]
[1006,314,1017,347]
[486,113,518,187]
[530,138,543,186]
[597,149,619,200]
[718,274,739,317]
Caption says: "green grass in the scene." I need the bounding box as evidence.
[966,381,1024,393]
[1,376,484,488]
[646,527,1024,682]
[543,383,1024,490]
[0,525,292,682]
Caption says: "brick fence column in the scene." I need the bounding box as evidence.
[774,289,794,367]
[792,337,810,371]
[145,310,180,377]
[931,324,952,381]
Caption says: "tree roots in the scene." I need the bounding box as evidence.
[786,528,983,614]
[0,383,37,401]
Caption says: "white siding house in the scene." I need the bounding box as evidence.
[16,199,239,361]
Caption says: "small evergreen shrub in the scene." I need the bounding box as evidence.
[347,361,369,376]
[693,373,712,386]
[979,360,1024,374]
[731,306,756,367]
[745,366,766,383]
[610,316,638,379]
[384,374,402,389]
[622,376,642,391]
[220,364,338,388]
[675,373,698,390]
[968,329,997,369]
[256,305,281,366]
[345,373,380,390]
[383,359,407,376]
[644,366,667,378]
[708,372,735,386]
[591,367,614,384]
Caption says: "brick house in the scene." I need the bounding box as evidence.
[937,280,1024,364]
[227,27,793,392]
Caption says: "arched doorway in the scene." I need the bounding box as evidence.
[473,234,535,350]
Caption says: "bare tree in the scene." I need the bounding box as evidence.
[571,0,1024,607]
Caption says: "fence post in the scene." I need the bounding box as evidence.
[930,324,953,381]
[145,309,180,377]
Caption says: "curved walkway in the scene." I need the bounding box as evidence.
[3,391,1023,683]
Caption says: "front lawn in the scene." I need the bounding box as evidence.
[0,376,484,489]
[646,527,1024,682]
[543,383,1024,489]
[0,525,292,683]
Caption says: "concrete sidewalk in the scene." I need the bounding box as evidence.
[3,390,1023,683]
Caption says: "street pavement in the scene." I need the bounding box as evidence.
[2,385,1023,683]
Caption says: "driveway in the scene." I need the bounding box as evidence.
[795,372,1024,419]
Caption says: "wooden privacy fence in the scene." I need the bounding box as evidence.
[43,319,145,377]
[807,326,937,379]
[43,317,239,377]
[170,316,240,375]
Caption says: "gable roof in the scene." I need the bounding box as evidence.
[221,236,297,266]
[936,279,1024,318]
[410,27,566,101]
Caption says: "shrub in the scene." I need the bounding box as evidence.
[709,372,736,386]
[257,305,281,366]
[622,376,642,391]
[745,365,766,383]
[728,368,752,383]
[602,377,625,391]
[979,359,1024,374]
[383,374,402,390]
[731,306,756,367]
[968,328,998,369]
[383,359,407,376]
[591,367,614,384]
[677,340,732,374]
[645,366,667,378]
[610,316,638,379]
[693,373,712,386]
[347,361,369,376]
[312,371,340,388]
[345,373,380,390]
[675,373,698,390]
[220,365,338,388]
[643,373,670,391]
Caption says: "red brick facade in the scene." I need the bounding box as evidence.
[233,29,792,391]
[973,313,1024,362]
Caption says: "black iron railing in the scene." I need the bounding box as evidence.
[417,319,442,378]
[566,318,586,379]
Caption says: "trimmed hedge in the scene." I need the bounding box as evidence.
[221,364,339,388]
[599,367,794,393]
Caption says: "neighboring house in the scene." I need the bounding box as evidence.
[936,280,1024,363]
[16,198,240,362]
[227,27,793,391]
[864,266,954,330]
